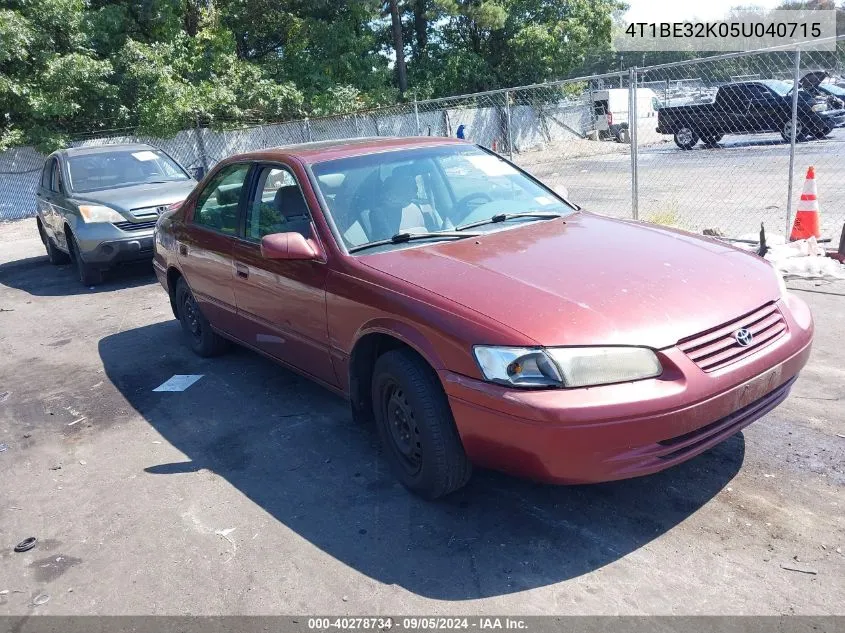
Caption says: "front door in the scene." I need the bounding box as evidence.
[177,163,251,335]
[230,163,337,386]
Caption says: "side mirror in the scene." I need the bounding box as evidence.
[189,166,205,181]
[260,232,319,261]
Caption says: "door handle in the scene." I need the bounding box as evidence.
[235,263,249,279]
[179,243,188,256]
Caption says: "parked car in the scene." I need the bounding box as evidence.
[36,143,196,285]
[656,80,845,149]
[154,137,813,499]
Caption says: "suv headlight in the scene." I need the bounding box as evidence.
[811,103,826,112]
[473,345,662,389]
[78,205,126,223]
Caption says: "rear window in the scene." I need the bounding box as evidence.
[67,148,189,193]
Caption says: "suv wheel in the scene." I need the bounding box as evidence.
[38,220,69,265]
[69,234,103,286]
[371,349,471,499]
[175,277,229,357]
[673,127,699,150]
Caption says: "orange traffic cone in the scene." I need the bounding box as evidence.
[790,166,821,241]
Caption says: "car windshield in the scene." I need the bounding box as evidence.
[311,145,575,253]
[67,148,189,193]
[821,83,845,98]
[763,80,793,97]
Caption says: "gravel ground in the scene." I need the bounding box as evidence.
[0,218,843,616]
[516,126,845,240]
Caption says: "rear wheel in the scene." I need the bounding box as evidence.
[68,234,103,286]
[175,277,229,357]
[38,220,69,265]
[371,349,471,499]
[673,127,699,150]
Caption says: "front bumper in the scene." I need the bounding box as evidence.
[75,223,155,265]
[440,295,813,484]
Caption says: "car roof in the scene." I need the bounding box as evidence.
[59,143,158,158]
[226,136,469,165]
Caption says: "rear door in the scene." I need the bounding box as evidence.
[746,84,780,132]
[230,161,337,386]
[37,157,65,242]
[177,162,251,335]
[715,85,749,133]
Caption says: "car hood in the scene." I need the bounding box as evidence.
[72,180,196,216]
[359,213,781,349]
[800,70,828,90]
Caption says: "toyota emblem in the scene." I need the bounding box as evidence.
[734,328,754,347]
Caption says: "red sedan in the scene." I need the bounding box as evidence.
[153,137,813,499]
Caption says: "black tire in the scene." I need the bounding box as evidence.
[371,349,471,499]
[812,127,832,139]
[38,220,69,265]
[673,127,699,150]
[68,234,103,286]
[175,277,229,357]
[780,119,807,142]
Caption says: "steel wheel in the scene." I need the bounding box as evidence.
[182,291,203,342]
[380,378,423,476]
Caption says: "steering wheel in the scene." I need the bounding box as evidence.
[453,192,493,223]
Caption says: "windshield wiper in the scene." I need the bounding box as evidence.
[348,231,481,254]
[456,211,565,231]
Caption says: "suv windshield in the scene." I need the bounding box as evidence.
[311,145,575,252]
[67,148,189,193]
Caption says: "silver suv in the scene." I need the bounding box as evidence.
[35,143,197,285]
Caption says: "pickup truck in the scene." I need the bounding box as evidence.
[656,80,845,149]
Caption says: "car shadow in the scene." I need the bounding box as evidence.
[99,321,745,600]
[0,254,156,296]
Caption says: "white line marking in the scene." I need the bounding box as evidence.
[153,375,204,392]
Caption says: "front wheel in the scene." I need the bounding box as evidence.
[811,127,832,139]
[69,234,103,286]
[673,127,699,150]
[371,349,471,499]
[175,277,229,357]
[780,119,807,142]
[38,220,70,265]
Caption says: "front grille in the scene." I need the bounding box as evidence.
[678,302,787,372]
[113,220,157,232]
[132,204,168,219]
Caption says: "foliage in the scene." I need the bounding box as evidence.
[0,0,625,148]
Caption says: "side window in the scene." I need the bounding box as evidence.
[193,164,251,235]
[745,85,769,101]
[41,159,54,190]
[245,166,311,240]
[49,159,63,193]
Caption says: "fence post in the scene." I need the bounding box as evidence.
[505,90,514,160]
[304,117,312,142]
[194,115,209,177]
[414,100,421,136]
[629,67,639,221]
[786,47,802,239]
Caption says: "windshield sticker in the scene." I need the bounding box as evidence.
[132,151,159,162]
[466,155,518,177]
[534,196,554,206]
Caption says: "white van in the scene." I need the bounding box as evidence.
[591,88,658,141]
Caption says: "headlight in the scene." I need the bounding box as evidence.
[811,103,826,112]
[78,205,126,223]
[473,345,662,389]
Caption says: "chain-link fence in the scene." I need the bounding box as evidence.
[3,36,845,242]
